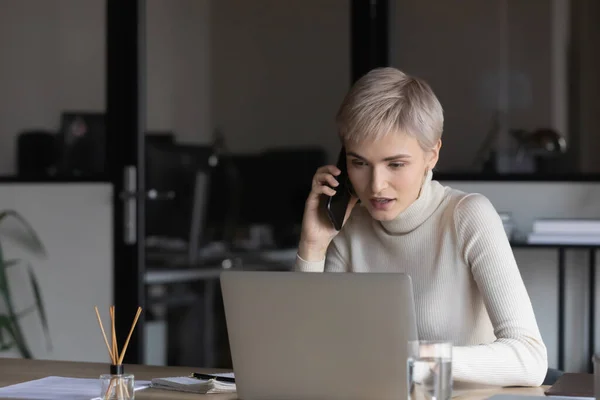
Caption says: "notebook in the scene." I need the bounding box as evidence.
[544,373,594,398]
[151,373,236,394]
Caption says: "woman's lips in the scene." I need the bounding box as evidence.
[369,197,396,210]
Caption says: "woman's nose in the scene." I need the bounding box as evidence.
[370,169,388,194]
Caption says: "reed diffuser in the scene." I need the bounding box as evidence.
[95,305,142,400]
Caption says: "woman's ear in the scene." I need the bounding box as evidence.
[427,139,442,170]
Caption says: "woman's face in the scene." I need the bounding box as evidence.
[345,133,440,221]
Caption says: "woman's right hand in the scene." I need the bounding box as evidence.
[297,165,358,262]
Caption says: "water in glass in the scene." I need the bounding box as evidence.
[407,341,452,400]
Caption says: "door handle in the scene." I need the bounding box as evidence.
[120,189,174,200]
[119,166,178,245]
[146,189,175,200]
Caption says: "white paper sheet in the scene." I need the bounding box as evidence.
[488,395,594,400]
[0,376,151,400]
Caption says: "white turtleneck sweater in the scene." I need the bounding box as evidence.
[295,171,548,387]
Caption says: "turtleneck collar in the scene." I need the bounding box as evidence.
[378,169,446,234]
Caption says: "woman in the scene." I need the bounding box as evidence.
[295,67,548,387]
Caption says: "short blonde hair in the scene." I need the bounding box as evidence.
[336,67,443,151]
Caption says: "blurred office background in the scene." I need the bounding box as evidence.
[1,0,600,374]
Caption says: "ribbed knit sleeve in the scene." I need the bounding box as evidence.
[294,238,348,273]
[294,254,325,272]
[452,194,548,386]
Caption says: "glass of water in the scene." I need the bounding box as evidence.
[593,353,600,400]
[407,340,452,400]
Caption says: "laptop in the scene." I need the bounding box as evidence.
[220,270,418,400]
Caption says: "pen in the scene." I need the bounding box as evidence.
[190,372,236,383]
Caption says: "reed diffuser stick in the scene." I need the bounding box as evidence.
[110,306,118,364]
[118,307,142,365]
[94,305,143,400]
[94,307,113,363]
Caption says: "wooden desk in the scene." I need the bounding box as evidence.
[0,358,236,400]
[0,358,548,400]
[453,386,546,400]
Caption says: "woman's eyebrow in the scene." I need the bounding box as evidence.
[347,151,411,161]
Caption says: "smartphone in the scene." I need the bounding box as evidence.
[325,147,354,231]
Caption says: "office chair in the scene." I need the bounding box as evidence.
[542,367,564,386]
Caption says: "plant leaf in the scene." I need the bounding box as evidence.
[1,259,52,351]
[27,263,52,351]
[0,247,10,301]
[0,306,33,358]
[0,314,7,347]
[0,259,18,301]
[0,256,10,294]
[0,211,46,257]
[0,315,16,352]
[0,341,13,351]
[1,259,19,268]
[0,245,33,358]
[0,210,48,358]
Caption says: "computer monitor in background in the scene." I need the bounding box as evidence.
[146,131,176,147]
[258,147,327,223]
[205,147,328,248]
[145,143,217,264]
[17,130,58,178]
[57,111,105,177]
[205,153,255,240]
[259,147,328,247]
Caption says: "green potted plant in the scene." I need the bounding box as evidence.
[0,210,51,358]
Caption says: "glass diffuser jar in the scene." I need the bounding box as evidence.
[100,365,135,400]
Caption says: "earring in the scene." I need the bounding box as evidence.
[424,168,429,177]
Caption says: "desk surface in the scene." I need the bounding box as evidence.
[0,358,548,400]
[0,358,235,400]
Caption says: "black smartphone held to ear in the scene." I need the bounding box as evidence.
[325,147,354,231]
